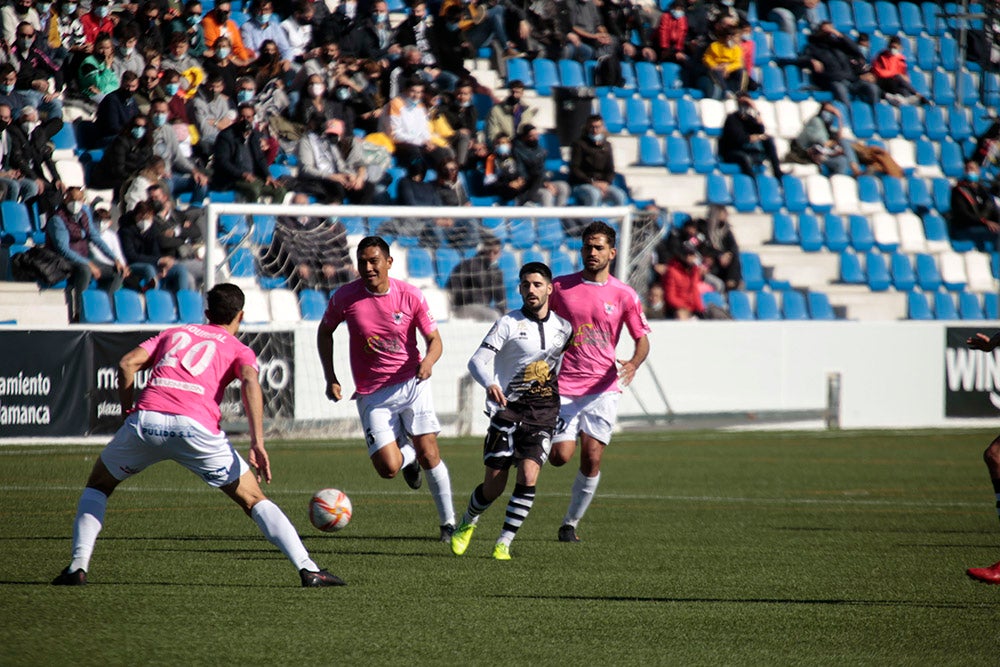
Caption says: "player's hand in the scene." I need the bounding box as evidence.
[326,382,342,402]
[617,359,638,387]
[249,443,272,484]
[967,333,997,352]
[487,384,507,407]
[416,359,433,381]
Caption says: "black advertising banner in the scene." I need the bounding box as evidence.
[945,327,1000,418]
[90,330,155,434]
[0,331,89,436]
[221,330,295,425]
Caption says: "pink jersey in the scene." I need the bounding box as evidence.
[321,277,438,395]
[549,273,651,396]
[136,324,259,433]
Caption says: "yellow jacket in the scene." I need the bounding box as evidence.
[702,41,744,74]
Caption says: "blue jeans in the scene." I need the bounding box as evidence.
[171,173,209,205]
[17,88,63,120]
[0,176,39,202]
[562,42,594,63]
[466,6,508,50]
[829,79,880,107]
[572,183,628,207]
[132,262,193,292]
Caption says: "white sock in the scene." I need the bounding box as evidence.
[399,442,417,468]
[251,499,319,572]
[424,461,455,526]
[68,487,108,573]
[562,470,601,528]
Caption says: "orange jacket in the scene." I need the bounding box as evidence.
[201,14,252,61]
[872,50,908,79]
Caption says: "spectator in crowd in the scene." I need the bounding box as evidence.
[341,0,400,64]
[191,72,234,154]
[486,80,536,146]
[446,234,506,320]
[657,1,690,65]
[483,132,524,202]
[950,161,1000,248]
[662,242,707,320]
[56,0,89,65]
[802,21,879,107]
[148,182,206,287]
[644,283,666,319]
[440,80,486,168]
[94,71,139,145]
[78,31,119,102]
[702,204,742,292]
[259,192,355,292]
[0,64,28,119]
[135,1,167,54]
[10,104,64,210]
[0,103,43,205]
[80,0,115,46]
[149,97,210,204]
[718,95,783,178]
[135,65,163,114]
[380,158,440,238]
[46,187,126,322]
[122,156,168,213]
[203,36,242,97]
[118,200,195,293]
[294,72,339,124]
[513,124,570,207]
[281,1,314,63]
[113,23,145,79]
[700,22,745,99]
[394,1,449,78]
[87,198,148,291]
[210,102,287,202]
[242,0,294,62]
[389,45,456,100]
[792,102,862,177]
[381,77,453,169]
[90,114,154,196]
[756,0,820,39]
[568,114,628,211]
[2,0,41,46]
[172,0,209,59]
[432,158,480,249]
[872,35,927,106]
[202,1,253,66]
[439,0,521,60]
[162,32,206,95]
[296,116,375,204]
[11,20,64,120]
[564,0,601,62]
[654,214,704,273]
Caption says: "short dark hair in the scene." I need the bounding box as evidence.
[207,283,245,325]
[357,236,390,260]
[582,220,617,247]
[519,261,552,282]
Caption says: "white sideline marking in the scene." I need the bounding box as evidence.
[1,485,981,509]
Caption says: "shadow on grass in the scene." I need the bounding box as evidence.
[494,593,999,611]
[0,579,299,588]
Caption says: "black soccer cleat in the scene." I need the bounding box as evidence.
[439,523,455,542]
[402,461,423,490]
[557,524,581,543]
[52,567,87,586]
[300,568,347,587]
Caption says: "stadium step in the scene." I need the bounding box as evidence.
[822,285,908,320]
[756,248,841,286]
[0,283,69,325]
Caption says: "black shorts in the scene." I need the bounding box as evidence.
[482,416,552,470]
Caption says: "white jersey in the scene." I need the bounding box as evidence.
[468,308,573,416]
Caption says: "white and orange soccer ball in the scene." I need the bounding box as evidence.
[309,488,353,532]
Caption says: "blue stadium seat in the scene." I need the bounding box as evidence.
[798,213,824,252]
[114,289,146,324]
[852,0,877,33]
[782,290,809,320]
[882,176,908,214]
[757,176,783,214]
[932,70,956,106]
[808,291,836,320]
[829,0,853,33]
[732,174,758,213]
[890,252,917,291]
[948,106,972,142]
[984,73,1000,107]
[600,96,624,133]
[922,212,949,247]
[909,70,931,102]
[972,104,993,136]
[407,247,434,280]
[636,62,662,98]
[539,132,564,172]
[771,31,796,61]
[985,293,999,319]
[145,289,178,324]
[741,252,766,291]
[915,139,939,174]
[908,290,933,319]
[752,31,772,67]
[626,97,651,134]
[875,0,901,32]
[532,58,558,95]
[907,176,933,214]
[706,173,732,206]
[0,201,34,244]
[940,35,958,71]
[783,65,812,103]
[251,215,276,245]
[931,177,952,215]
[899,105,924,141]
[856,175,880,210]
[228,247,256,278]
[81,289,114,324]
[898,1,924,34]
[849,215,876,252]
[549,249,575,276]
[508,218,537,249]
[702,291,726,311]
[772,212,799,245]
[866,251,891,291]
[772,175,803,214]
[176,289,204,323]
[638,134,666,167]
[916,35,938,70]
[536,218,565,252]
[761,66,787,102]
[755,291,781,320]
[507,58,533,87]
[434,247,461,288]
[959,291,985,319]
[874,103,899,139]
[661,62,684,97]
[915,253,942,291]
[559,59,585,87]
[824,214,850,252]
[958,71,979,107]
[52,122,77,152]
[676,98,702,135]
[934,291,959,319]
[521,248,545,266]
[690,135,717,174]
[665,135,690,173]
[923,2,946,36]
[728,290,754,320]
[613,61,637,98]
[219,213,248,238]
[297,289,328,320]
[850,101,875,139]
[651,98,676,134]
[840,251,865,284]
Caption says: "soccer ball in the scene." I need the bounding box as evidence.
[309,488,352,532]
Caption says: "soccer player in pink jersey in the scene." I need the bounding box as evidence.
[965,330,1000,584]
[548,221,651,543]
[316,236,456,540]
[52,284,345,588]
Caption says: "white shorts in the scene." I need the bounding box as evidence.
[100,410,249,488]
[356,377,441,456]
[554,392,621,446]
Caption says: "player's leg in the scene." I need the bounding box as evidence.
[358,387,418,481]
[558,394,617,542]
[493,457,541,561]
[404,379,455,534]
[967,434,1000,583]
[548,397,581,467]
[451,466,509,556]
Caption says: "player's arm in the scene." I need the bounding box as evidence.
[468,345,505,406]
[968,332,1000,352]
[240,363,271,484]
[117,346,152,417]
[617,334,650,387]
[416,329,443,381]
[316,321,342,401]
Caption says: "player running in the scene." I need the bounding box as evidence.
[451,262,572,560]
[548,221,651,543]
[316,236,456,539]
[53,284,344,588]
[965,330,1000,584]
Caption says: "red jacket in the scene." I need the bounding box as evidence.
[872,50,908,79]
[657,14,687,54]
[663,259,705,315]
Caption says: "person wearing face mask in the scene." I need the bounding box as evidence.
[2,0,41,46]
[872,36,926,106]
[513,124,570,208]
[241,0,294,62]
[191,73,235,154]
[484,133,525,202]
[719,95,784,178]
[295,115,365,204]
[162,33,205,92]
[656,1,689,65]
[90,115,155,195]
[700,25,745,99]
[340,0,401,65]
[45,187,126,321]
[247,39,291,90]
[80,0,115,45]
[792,102,861,177]
[148,98,209,205]
[202,1,253,66]
[0,103,45,206]
[113,27,145,79]
[78,32,120,102]
[293,73,337,124]
[430,158,480,249]
[568,114,628,217]
[485,80,536,146]
[211,102,287,202]
[203,36,241,97]
[169,0,209,59]
[0,64,27,120]
[800,21,879,107]
[122,156,169,213]
[56,0,88,61]
[118,200,195,293]
[95,71,140,145]
[280,0,314,64]
[440,81,487,169]
[950,161,1000,249]
[146,182,206,286]
[446,235,506,320]
[87,199,133,279]
[381,77,454,172]
[10,21,65,121]
[9,105,65,210]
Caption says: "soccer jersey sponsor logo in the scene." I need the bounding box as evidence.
[149,377,206,394]
[571,323,612,348]
[202,465,231,482]
[364,334,404,355]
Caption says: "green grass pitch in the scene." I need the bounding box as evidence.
[3,429,1000,665]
